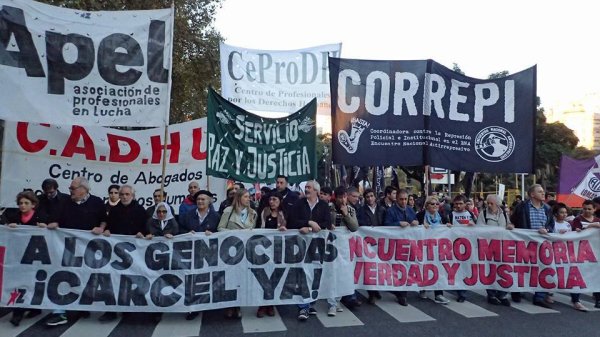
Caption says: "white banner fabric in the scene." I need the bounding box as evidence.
[1,226,599,312]
[0,226,354,312]
[0,119,226,212]
[0,0,173,126]
[219,42,341,117]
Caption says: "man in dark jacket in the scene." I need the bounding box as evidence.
[37,178,70,223]
[99,185,148,322]
[508,184,554,307]
[275,175,299,214]
[46,177,107,327]
[286,180,331,321]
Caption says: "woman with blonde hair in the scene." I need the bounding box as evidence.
[218,188,257,318]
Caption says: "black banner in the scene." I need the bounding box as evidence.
[329,58,536,173]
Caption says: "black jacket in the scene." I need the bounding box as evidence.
[288,197,332,230]
[106,200,148,235]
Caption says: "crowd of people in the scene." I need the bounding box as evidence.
[3,175,599,327]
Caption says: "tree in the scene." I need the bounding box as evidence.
[40,0,224,123]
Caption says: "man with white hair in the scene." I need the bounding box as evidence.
[46,177,107,326]
[98,185,148,322]
[477,194,510,306]
[286,180,331,321]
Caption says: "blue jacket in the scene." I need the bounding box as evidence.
[509,200,554,232]
[384,204,417,226]
[180,208,220,233]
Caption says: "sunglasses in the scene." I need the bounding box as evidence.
[428,202,439,205]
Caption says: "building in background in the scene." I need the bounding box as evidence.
[546,93,600,151]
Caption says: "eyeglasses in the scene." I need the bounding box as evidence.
[69,185,81,191]
[428,203,439,206]
[157,210,167,214]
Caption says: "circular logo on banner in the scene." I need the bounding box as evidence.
[474,126,515,162]
[588,176,600,192]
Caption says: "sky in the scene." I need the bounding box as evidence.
[214,0,600,109]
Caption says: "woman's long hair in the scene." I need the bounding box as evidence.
[231,189,250,214]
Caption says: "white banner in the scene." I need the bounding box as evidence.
[572,168,600,199]
[0,227,354,312]
[0,0,173,126]
[1,226,599,312]
[0,119,226,212]
[219,42,341,118]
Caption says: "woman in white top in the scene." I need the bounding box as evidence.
[477,194,510,306]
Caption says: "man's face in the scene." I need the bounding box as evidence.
[188,182,199,196]
[530,187,545,202]
[304,182,316,198]
[335,193,347,206]
[276,178,287,192]
[227,189,235,200]
[119,187,134,206]
[454,199,466,212]
[348,191,360,205]
[365,192,376,206]
[69,178,86,202]
[44,186,57,199]
[153,191,164,204]
[397,193,408,208]
[319,191,331,202]
[386,190,397,202]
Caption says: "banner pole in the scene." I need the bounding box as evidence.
[159,3,175,200]
[160,125,169,198]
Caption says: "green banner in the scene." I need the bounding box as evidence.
[207,88,317,183]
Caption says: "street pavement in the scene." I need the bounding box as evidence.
[1,290,598,337]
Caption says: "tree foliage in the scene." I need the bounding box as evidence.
[40,0,224,123]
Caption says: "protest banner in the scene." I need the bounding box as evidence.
[329,58,536,173]
[1,226,599,312]
[0,226,354,311]
[0,0,173,126]
[0,119,226,212]
[219,42,341,117]
[207,88,317,184]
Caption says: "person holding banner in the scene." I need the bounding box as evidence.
[146,202,179,239]
[146,188,175,219]
[255,191,287,318]
[358,188,385,304]
[449,194,476,302]
[105,184,120,215]
[508,184,554,308]
[330,186,360,314]
[384,189,418,306]
[98,185,148,323]
[218,188,257,318]
[275,175,299,214]
[287,180,331,321]
[46,177,107,326]
[180,190,220,238]
[37,178,69,224]
[418,196,451,305]
[570,199,600,308]
[3,190,46,326]
[476,194,510,306]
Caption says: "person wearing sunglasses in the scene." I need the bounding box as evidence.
[417,196,451,305]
